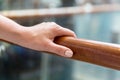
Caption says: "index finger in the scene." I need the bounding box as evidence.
[54,27,77,38]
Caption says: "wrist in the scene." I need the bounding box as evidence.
[11,26,32,46]
[12,26,37,48]
[2,25,30,46]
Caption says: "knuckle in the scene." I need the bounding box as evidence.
[50,22,56,24]
[54,26,61,31]
[65,28,75,35]
[47,42,52,46]
[49,22,57,26]
[41,22,46,24]
[71,31,75,34]
[43,42,50,50]
[54,47,64,55]
[56,46,66,54]
[71,31,76,36]
[50,25,61,32]
[57,49,63,54]
[48,43,64,54]
[46,42,54,49]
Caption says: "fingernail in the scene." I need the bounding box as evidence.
[65,50,73,57]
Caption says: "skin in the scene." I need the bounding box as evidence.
[0,15,76,57]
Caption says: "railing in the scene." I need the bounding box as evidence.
[55,37,120,70]
[0,4,120,70]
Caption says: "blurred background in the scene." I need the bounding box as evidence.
[0,0,120,80]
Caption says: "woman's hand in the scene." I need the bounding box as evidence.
[20,22,76,57]
[0,15,76,57]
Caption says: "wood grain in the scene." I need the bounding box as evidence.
[54,37,120,70]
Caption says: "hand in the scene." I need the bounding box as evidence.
[0,15,76,57]
[20,22,76,57]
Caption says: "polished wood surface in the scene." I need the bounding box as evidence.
[55,37,120,70]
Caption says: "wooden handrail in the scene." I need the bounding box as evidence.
[0,36,120,70]
[54,37,120,70]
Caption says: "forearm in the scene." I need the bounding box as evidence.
[0,15,26,44]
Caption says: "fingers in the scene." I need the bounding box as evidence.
[45,22,75,57]
[55,27,77,38]
[47,41,73,57]
[47,22,77,38]
[34,22,76,57]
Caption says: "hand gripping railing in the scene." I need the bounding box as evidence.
[0,36,120,70]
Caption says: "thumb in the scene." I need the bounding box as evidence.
[48,42,73,57]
